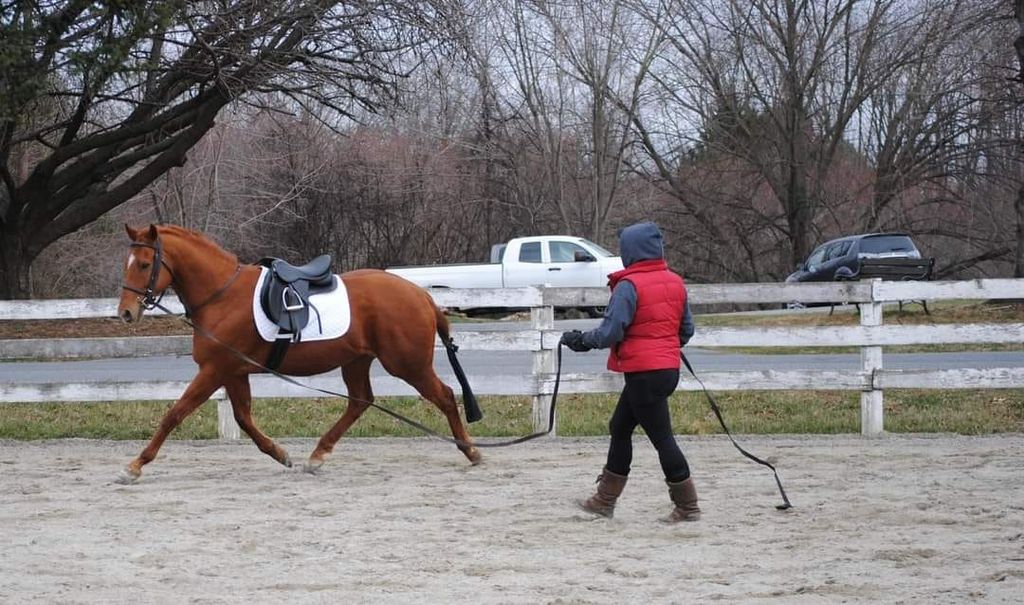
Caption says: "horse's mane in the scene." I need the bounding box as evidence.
[157,224,239,265]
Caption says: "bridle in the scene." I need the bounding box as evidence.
[122,235,241,317]
[123,238,176,311]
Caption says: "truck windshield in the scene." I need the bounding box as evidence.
[580,239,614,257]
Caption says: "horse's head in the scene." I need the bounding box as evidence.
[119,224,174,323]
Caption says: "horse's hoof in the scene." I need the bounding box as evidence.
[303,459,324,474]
[281,455,293,468]
[115,468,140,485]
[467,448,483,466]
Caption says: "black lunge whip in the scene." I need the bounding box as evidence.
[681,352,793,510]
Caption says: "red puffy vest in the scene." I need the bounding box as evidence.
[607,259,687,373]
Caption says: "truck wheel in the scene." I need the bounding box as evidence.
[585,306,605,318]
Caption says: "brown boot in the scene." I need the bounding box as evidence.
[577,468,628,518]
[664,477,701,522]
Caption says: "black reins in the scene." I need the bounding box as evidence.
[141,295,561,449]
[124,237,559,448]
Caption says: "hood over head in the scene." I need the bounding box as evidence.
[617,221,664,267]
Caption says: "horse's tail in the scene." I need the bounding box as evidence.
[434,305,483,423]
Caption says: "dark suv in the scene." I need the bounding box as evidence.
[786,233,923,283]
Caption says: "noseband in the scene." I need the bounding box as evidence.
[123,237,176,310]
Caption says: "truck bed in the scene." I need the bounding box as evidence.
[386,262,504,289]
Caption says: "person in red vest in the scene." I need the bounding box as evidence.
[560,221,697,522]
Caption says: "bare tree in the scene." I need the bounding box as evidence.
[0,0,457,297]
[856,0,1012,278]
[13,0,1021,295]
[631,0,916,274]
[525,0,655,238]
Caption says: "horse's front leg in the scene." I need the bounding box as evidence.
[224,376,292,468]
[117,368,222,484]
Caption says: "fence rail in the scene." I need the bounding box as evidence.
[2,279,1023,438]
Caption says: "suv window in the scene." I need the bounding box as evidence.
[858,235,920,257]
[519,241,542,263]
[825,241,851,261]
[805,246,827,269]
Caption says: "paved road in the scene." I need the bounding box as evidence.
[2,319,1022,384]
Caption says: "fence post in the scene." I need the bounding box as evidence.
[860,279,884,436]
[216,398,241,440]
[531,303,556,435]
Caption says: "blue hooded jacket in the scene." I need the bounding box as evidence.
[581,222,694,349]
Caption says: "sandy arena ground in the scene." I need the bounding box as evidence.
[1,434,1022,604]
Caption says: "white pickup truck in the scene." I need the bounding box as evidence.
[386,235,623,300]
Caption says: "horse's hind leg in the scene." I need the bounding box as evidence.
[117,368,221,484]
[224,376,292,468]
[306,356,374,473]
[409,372,482,465]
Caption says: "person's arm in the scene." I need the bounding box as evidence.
[679,298,694,346]
[580,281,637,350]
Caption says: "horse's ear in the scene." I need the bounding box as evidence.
[147,224,159,240]
[125,224,139,240]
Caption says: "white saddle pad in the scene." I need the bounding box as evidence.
[252,267,351,342]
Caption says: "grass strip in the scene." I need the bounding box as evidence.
[1,390,1021,440]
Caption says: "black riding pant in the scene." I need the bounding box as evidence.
[605,368,690,483]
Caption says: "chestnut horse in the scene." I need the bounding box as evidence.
[116,224,481,483]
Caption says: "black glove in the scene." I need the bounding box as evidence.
[560,330,591,352]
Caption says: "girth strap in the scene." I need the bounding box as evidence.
[266,338,292,372]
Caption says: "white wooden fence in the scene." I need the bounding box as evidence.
[2,278,1023,439]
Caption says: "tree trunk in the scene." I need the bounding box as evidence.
[1014,0,1024,278]
[785,134,813,271]
[787,194,813,271]
[1016,182,1024,278]
[0,228,33,299]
